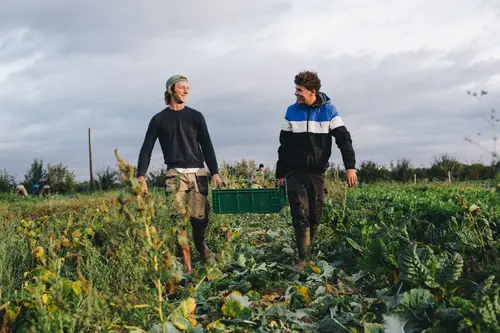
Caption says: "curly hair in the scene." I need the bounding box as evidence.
[164,83,176,105]
[294,71,321,92]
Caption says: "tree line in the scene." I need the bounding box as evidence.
[0,159,121,194]
[1,154,498,194]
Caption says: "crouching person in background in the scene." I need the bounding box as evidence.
[15,184,28,197]
[31,184,51,197]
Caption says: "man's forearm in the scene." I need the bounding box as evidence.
[136,146,153,177]
[332,126,356,170]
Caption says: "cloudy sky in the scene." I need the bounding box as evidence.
[1,0,500,181]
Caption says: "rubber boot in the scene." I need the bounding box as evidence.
[192,226,212,262]
[294,227,310,271]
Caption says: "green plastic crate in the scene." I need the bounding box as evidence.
[211,186,287,214]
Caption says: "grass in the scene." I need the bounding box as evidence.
[0,179,499,332]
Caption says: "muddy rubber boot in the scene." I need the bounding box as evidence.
[192,226,212,262]
[294,227,310,271]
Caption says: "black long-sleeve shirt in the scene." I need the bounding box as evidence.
[136,106,219,177]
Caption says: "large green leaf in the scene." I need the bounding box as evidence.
[383,315,407,333]
[345,237,363,252]
[398,243,436,288]
[364,322,384,333]
[400,288,435,311]
[169,313,191,331]
[222,299,242,318]
[441,253,463,285]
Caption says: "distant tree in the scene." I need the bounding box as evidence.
[75,181,90,193]
[23,158,47,190]
[96,166,120,190]
[325,163,346,181]
[390,158,413,182]
[0,169,15,192]
[429,154,462,181]
[357,160,389,183]
[408,165,427,182]
[46,163,75,193]
[146,168,167,188]
[460,162,494,181]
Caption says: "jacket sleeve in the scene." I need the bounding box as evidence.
[198,113,219,175]
[331,125,356,170]
[136,116,157,177]
[276,119,292,178]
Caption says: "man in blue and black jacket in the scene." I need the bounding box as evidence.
[276,71,358,270]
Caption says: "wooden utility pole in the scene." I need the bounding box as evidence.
[89,128,94,191]
[448,171,451,185]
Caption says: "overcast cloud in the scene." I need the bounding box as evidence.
[1,0,500,181]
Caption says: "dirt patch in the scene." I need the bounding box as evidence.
[260,287,286,297]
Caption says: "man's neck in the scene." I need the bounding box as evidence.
[168,102,185,111]
[306,96,317,106]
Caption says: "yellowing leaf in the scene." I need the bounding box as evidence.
[62,280,73,297]
[72,229,81,239]
[222,299,242,318]
[246,290,261,301]
[170,313,190,331]
[31,246,44,260]
[207,319,226,332]
[177,234,188,247]
[72,280,82,296]
[178,297,196,317]
[297,286,311,303]
[206,266,223,280]
[364,322,384,333]
[469,204,480,213]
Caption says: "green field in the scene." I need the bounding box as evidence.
[1,171,499,332]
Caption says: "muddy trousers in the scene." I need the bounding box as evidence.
[286,172,325,261]
[165,169,212,272]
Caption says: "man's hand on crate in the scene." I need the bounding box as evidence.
[212,174,223,188]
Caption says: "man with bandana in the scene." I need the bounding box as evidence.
[136,75,222,274]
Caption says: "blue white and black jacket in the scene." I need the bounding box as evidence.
[276,92,356,178]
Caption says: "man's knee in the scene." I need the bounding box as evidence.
[189,193,209,220]
[190,217,208,231]
[292,218,310,229]
[288,188,309,226]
